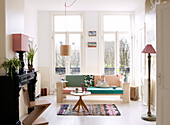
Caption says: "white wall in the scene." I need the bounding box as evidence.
[38,12,51,67]
[38,11,52,94]
[135,5,145,28]
[6,0,25,59]
[134,2,145,84]
[134,3,145,101]
[30,0,144,12]
[24,0,38,70]
[85,11,99,74]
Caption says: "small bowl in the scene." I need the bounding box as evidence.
[111,86,117,89]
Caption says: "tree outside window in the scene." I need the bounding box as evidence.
[119,36,130,82]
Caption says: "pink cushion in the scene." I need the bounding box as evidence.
[63,87,82,94]
[94,75,101,86]
[105,75,121,87]
[94,75,121,87]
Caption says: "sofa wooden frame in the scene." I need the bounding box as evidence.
[56,82,130,103]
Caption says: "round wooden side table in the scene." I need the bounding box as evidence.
[70,91,91,113]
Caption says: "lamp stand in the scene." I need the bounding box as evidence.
[141,53,156,121]
[17,51,25,74]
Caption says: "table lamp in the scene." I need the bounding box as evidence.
[13,34,29,74]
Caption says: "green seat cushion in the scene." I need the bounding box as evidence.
[87,87,123,94]
[66,75,84,87]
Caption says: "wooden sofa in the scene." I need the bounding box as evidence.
[57,75,130,103]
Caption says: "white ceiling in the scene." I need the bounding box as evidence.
[30,0,145,11]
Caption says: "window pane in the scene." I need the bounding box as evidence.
[104,15,131,32]
[119,33,130,82]
[55,34,66,74]
[54,15,82,32]
[69,34,81,74]
[104,34,116,75]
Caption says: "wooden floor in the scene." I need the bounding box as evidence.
[22,95,156,125]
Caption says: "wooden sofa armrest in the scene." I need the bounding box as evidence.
[123,82,130,90]
[122,82,130,103]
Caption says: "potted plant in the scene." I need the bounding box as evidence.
[27,44,37,71]
[0,57,22,79]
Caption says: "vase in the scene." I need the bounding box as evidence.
[124,75,128,82]
[28,65,34,71]
[7,68,18,79]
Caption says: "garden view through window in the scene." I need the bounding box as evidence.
[103,14,131,82]
[54,14,82,75]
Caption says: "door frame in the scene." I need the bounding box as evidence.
[156,2,170,125]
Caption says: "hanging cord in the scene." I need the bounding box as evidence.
[64,0,77,32]
[65,2,67,32]
[65,0,77,16]
[65,0,77,8]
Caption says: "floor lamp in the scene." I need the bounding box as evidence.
[141,44,156,121]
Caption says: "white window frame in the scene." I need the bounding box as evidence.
[52,12,85,74]
[99,12,134,82]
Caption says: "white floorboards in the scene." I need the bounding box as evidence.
[22,95,156,125]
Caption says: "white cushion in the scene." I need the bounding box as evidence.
[95,80,103,87]
[95,80,109,88]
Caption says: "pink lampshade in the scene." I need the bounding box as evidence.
[13,34,29,52]
[142,44,156,54]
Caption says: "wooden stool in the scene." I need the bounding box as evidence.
[22,87,51,125]
[130,86,139,101]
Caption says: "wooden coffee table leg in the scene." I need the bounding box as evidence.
[81,99,89,112]
[81,104,84,110]
[79,96,89,112]
[78,105,80,113]
[72,95,89,112]
[73,99,80,110]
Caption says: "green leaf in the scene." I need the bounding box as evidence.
[0,57,22,79]
[27,44,38,66]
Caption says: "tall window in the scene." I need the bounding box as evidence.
[102,14,131,82]
[54,14,83,75]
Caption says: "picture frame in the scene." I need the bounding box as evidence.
[88,31,96,37]
[88,42,97,47]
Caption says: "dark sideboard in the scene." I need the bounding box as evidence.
[0,71,37,125]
